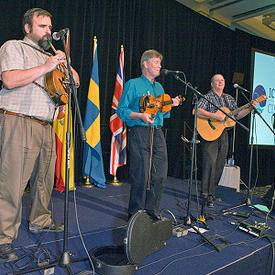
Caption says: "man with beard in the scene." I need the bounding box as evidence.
[0,8,79,262]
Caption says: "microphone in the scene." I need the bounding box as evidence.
[161,69,182,76]
[233,83,249,92]
[52,28,69,41]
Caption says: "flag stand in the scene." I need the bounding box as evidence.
[79,176,95,188]
[107,175,124,186]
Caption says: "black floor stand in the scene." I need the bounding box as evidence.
[13,32,89,275]
[222,111,256,214]
[180,93,220,252]
[223,92,275,214]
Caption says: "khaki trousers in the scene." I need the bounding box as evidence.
[0,113,56,244]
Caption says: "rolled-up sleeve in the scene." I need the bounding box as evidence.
[117,81,134,122]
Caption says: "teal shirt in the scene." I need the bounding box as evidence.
[117,74,170,127]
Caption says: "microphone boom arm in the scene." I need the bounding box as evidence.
[173,75,249,133]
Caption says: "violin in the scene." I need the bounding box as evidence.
[45,68,69,106]
[139,94,185,116]
[45,38,69,106]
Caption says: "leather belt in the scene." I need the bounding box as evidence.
[0,109,50,126]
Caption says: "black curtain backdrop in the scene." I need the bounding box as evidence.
[1,0,274,186]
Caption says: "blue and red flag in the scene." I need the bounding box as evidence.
[109,45,127,176]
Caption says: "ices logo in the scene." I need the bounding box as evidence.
[252,85,267,114]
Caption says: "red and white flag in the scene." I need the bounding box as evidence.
[109,45,126,176]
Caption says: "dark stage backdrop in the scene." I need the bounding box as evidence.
[0,0,274,186]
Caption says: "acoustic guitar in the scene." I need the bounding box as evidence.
[45,69,69,106]
[196,94,267,141]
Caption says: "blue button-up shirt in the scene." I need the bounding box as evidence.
[117,74,170,127]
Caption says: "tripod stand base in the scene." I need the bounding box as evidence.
[107,176,124,186]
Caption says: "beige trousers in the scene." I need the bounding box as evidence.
[0,113,56,244]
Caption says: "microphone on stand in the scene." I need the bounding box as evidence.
[52,28,69,41]
[161,69,182,76]
[233,83,250,92]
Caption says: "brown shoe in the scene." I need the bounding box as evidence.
[29,221,64,233]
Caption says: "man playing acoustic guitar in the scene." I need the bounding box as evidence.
[196,74,257,207]
[0,8,79,262]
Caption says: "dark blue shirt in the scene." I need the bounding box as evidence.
[197,90,237,113]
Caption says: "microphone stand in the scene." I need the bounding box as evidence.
[228,87,239,166]
[172,74,246,252]
[223,90,275,213]
[14,31,87,275]
[184,92,199,226]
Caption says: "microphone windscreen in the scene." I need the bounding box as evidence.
[52,32,60,41]
[161,69,168,75]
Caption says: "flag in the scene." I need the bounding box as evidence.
[53,30,74,192]
[109,45,127,176]
[82,36,106,188]
[53,106,74,192]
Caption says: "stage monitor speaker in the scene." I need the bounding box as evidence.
[89,211,172,275]
[263,182,275,211]
[218,165,241,192]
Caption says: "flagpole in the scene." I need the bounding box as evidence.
[79,37,98,189]
[81,36,106,188]
[108,44,127,186]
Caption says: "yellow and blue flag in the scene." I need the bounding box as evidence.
[82,37,106,188]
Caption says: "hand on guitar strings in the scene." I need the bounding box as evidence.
[214,111,226,122]
[44,50,66,73]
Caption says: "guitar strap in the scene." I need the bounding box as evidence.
[222,93,231,109]
[21,42,60,105]
[21,41,51,56]
[21,42,52,93]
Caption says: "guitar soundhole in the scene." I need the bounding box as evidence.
[208,120,216,130]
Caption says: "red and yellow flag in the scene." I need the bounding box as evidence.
[53,30,74,192]
[53,106,74,192]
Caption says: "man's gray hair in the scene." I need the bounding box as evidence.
[140,49,163,71]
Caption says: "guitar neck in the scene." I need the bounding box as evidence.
[230,102,251,116]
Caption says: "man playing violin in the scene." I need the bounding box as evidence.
[117,49,180,221]
[0,8,79,262]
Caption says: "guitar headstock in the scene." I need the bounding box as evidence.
[256,94,268,103]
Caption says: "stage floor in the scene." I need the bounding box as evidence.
[1,177,274,275]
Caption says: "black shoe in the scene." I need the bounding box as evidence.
[128,213,133,221]
[207,196,214,208]
[29,221,64,233]
[0,243,18,262]
[213,196,222,202]
[147,211,162,221]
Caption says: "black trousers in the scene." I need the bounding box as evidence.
[201,131,228,197]
[127,126,168,215]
